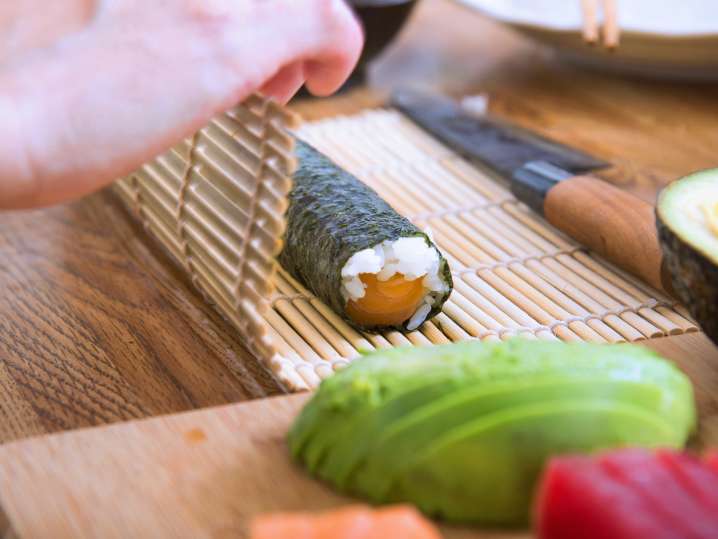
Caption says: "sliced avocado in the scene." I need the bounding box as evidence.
[288,340,696,526]
[304,374,465,477]
[351,377,680,500]
[390,400,680,524]
[318,356,687,488]
[295,342,518,481]
[657,168,718,345]
[288,343,492,460]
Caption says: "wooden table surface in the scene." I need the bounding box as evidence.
[2,0,718,447]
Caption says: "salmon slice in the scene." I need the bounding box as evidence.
[250,504,442,539]
[346,273,426,327]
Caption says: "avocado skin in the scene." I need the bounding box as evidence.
[288,340,695,526]
[657,211,718,345]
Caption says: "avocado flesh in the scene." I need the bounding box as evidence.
[657,168,718,345]
[303,375,467,477]
[289,341,520,460]
[351,378,681,500]
[288,340,696,525]
[294,343,540,481]
[289,344,488,462]
[390,401,679,525]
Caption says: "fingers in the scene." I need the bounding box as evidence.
[0,0,365,209]
[254,0,364,99]
[301,0,364,96]
[259,62,306,104]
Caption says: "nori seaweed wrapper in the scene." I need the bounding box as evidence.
[278,140,452,333]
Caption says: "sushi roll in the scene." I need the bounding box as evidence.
[278,140,452,333]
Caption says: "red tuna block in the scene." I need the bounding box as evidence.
[706,452,718,474]
[535,449,718,539]
[658,450,718,514]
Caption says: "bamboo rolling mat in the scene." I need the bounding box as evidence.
[114,96,698,392]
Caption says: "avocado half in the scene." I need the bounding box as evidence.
[656,169,718,345]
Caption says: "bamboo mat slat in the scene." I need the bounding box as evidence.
[114,99,698,392]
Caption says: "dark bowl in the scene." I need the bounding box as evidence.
[348,0,419,84]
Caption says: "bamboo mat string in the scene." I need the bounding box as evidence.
[480,205,671,338]
[411,199,516,222]
[429,223,595,340]
[175,133,201,289]
[129,175,143,218]
[450,246,587,274]
[230,105,270,314]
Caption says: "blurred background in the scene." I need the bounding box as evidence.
[341,0,718,93]
[292,0,717,206]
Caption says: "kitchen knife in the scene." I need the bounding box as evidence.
[392,89,673,296]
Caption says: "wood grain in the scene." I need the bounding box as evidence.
[0,0,717,445]
[0,393,524,539]
[544,175,666,292]
[0,194,283,442]
[0,359,715,539]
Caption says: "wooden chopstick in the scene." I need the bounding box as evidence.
[601,0,620,49]
[581,0,620,49]
[581,0,599,44]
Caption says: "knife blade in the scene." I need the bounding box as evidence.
[391,89,673,295]
[392,89,609,180]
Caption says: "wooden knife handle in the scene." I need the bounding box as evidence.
[544,175,667,292]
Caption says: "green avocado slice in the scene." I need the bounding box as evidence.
[350,376,684,500]
[294,340,579,477]
[288,345,481,460]
[289,342,504,458]
[391,400,682,525]
[302,373,465,475]
[288,339,696,526]
[293,341,693,479]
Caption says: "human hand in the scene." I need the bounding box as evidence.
[0,0,363,209]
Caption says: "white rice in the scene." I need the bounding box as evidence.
[340,237,449,330]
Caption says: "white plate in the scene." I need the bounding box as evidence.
[454,0,718,80]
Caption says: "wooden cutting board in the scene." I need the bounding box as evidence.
[2,335,716,539]
[0,393,527,539]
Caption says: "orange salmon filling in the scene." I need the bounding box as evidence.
[346,273,427,327]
